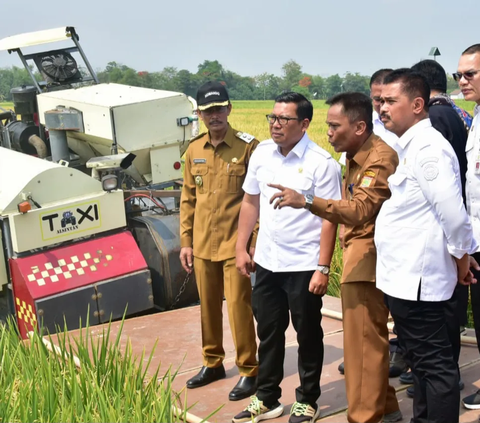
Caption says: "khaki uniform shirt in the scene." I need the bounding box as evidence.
[180,125,259,261]
[310,134,398,283]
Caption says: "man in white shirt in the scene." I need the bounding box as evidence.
[375,68,477,423]
[456,43,480,411]
[232,92,341,423]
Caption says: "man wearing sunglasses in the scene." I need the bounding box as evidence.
[233,92,341,423]
[180,81,259,401]
[457,43,480,412]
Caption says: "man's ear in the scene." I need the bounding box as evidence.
[355,121,367,136]
[302,118,311,131]
[412,97,425,115]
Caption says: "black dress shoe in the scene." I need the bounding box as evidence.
[389,351,409,377]
[186,365,226,389]
[228,376,257,401]
[399,371,413,384]
[338,361,345,375]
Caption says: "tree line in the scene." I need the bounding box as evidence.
[0,59,460,102]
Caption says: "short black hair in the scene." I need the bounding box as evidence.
[326,92,373,132]
[411,59,447,93]
[274,92,313,121]
[369,69,393,87]
[463,44,480,55]
[383,68,430,111]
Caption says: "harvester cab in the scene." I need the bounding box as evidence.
[0,26,200,338]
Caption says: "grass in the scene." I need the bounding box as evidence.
[0,316,215,423]
[0,102,14,110]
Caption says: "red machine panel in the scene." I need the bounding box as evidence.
[10,231,147,300]
[10,231,148,338]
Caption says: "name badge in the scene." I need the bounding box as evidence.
[193,158,206,164]
[475,154,480,175]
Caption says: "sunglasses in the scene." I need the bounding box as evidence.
[453,70,480,81]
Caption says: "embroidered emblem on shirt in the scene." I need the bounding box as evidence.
[195,175,203,187]
[193,158,206,164]
[360,176,374,187]
[232,157,238,164]
[298,167,303,173]
[364,170,376,178]
[423,163,439,181]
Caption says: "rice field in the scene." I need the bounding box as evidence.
[0,317,209,423]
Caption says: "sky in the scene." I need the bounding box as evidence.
[0,0,479,79]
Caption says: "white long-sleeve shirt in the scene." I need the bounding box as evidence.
[375,119,476,301]
[466,112,480,251]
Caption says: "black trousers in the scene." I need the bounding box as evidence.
[385,294,459,423]
[467,252,480,354]
[252,264,324,408]
[390,286,462,369]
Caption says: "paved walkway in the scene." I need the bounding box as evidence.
[74,295,480,422]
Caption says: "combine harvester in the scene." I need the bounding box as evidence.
[0,26,200,338]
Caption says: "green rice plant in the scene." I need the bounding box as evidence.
[0,316,219,423]
[327,239,343,298]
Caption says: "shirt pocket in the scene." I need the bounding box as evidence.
[190,164,209,194]
[387,172,408,208]
[286,174,314,195]
[225,164,246,193]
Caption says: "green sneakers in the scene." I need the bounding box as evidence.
[288,402,320,423]
[232,395,284,423]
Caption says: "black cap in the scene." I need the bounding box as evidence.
[196,81,229,110]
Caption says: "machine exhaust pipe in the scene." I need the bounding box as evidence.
[28,134,47,158]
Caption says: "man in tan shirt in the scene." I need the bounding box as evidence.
[180,81,258,400]
[269,92,401,423]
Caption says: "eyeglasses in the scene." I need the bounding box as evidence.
[266,114,301,125]
[453,70,480,81]
[201,106,228,115]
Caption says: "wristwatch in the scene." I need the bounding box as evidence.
[304,194,314,210]
[317,265,330,275]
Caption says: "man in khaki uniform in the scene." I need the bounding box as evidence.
[269,92,401,423]
[180,81,258,401]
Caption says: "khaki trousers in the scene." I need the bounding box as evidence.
[194,257,258,376]
[341,282,399,423]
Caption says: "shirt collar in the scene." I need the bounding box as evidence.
[373,110,382,125]
[351,133,377,167]
[204,124,235,148]
[397,118,432,150]
[276,132,310,159]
